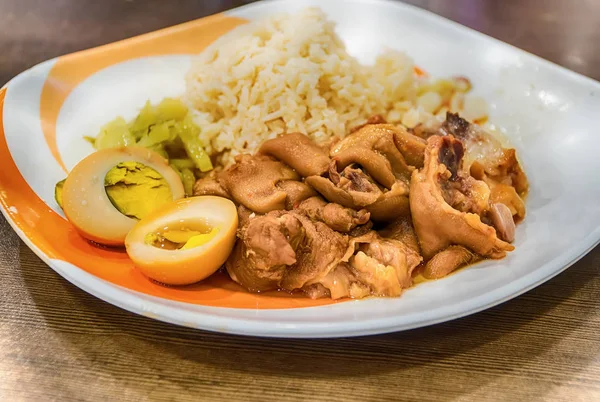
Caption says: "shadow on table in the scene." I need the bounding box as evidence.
[18,243,600,400]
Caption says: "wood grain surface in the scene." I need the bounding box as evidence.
[1,1,599,401]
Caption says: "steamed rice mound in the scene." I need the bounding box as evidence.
[185,8,483,166]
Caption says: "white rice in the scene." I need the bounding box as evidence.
[185,7,487,166]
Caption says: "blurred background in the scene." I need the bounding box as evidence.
[1,0,599,85]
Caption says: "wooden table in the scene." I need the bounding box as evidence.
[1,1,599,401]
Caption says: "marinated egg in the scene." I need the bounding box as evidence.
[61,147,185,246]
[125,196,238,285]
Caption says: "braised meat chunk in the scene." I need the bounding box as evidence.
[217,154,299,213]
[365,181,410,222]
[488,202,516,243]
[279,213,350,290]
[194,154,317,214]
[226,212,303,292]
[412,112,529,207]
[471,153,527,222]
[306,164,378,208]
[349,232,422,296]
[276,180,318,210]
[306,161,383,207]
[226,210,349,292]
[192,171,230,199]
[304,264,370,300]
[306,122,425,222]
[313,231,422,299]
[440,113,529,217]
[422,245,477,279]
[331,124,416,186]
[307,160,411,222]
[297,196,370,233]
[410,135,514,261]
[259,132,331,177]
[379,216,420,254]
[393,126,427,168]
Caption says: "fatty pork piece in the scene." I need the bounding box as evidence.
[379,216,475,280]
[296,196,370,233]
[365,181,410,222]
[233,196,369,234]
[225,210,348,292]
[192,171,230,198]
[218,154,298,213]
[379,215,420,255]
[306,161,383,208]
[410,135,515,265]
[444,113,528,221]
[236,205,256,228]
[470,152,527,221]
[258,132,331,177]
[393,125,428,168]
[330,123,423,186]
[414,112,529,195]
[193,154,316,213]
[416,112,528,221]
[276,180,318,210]
[307,231,423,299]
[305,123,424,222]
[306,161,410,221]
[421,246,478,280]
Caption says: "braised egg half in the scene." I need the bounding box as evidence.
[125,196,238,285]
[61,147,185,246]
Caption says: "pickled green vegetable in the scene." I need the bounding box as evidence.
[137,121,176,148]
[94,117,136,150]
[55,179,66,209]
[86,98,212,193]
[148,144,169,160]
[169,163,185,190]
[170,158,196,170]
[168,163,192,196]
[130,101,158,138]
[181,168,196,197]
[177,115,213,172]
[157,98,188,121]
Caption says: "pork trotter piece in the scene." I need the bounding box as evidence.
[410,135,514,260]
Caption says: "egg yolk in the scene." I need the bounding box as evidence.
[104,161,173,220]
[144,226,220,250]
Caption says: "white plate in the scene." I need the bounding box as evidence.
[1,0,599,338]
